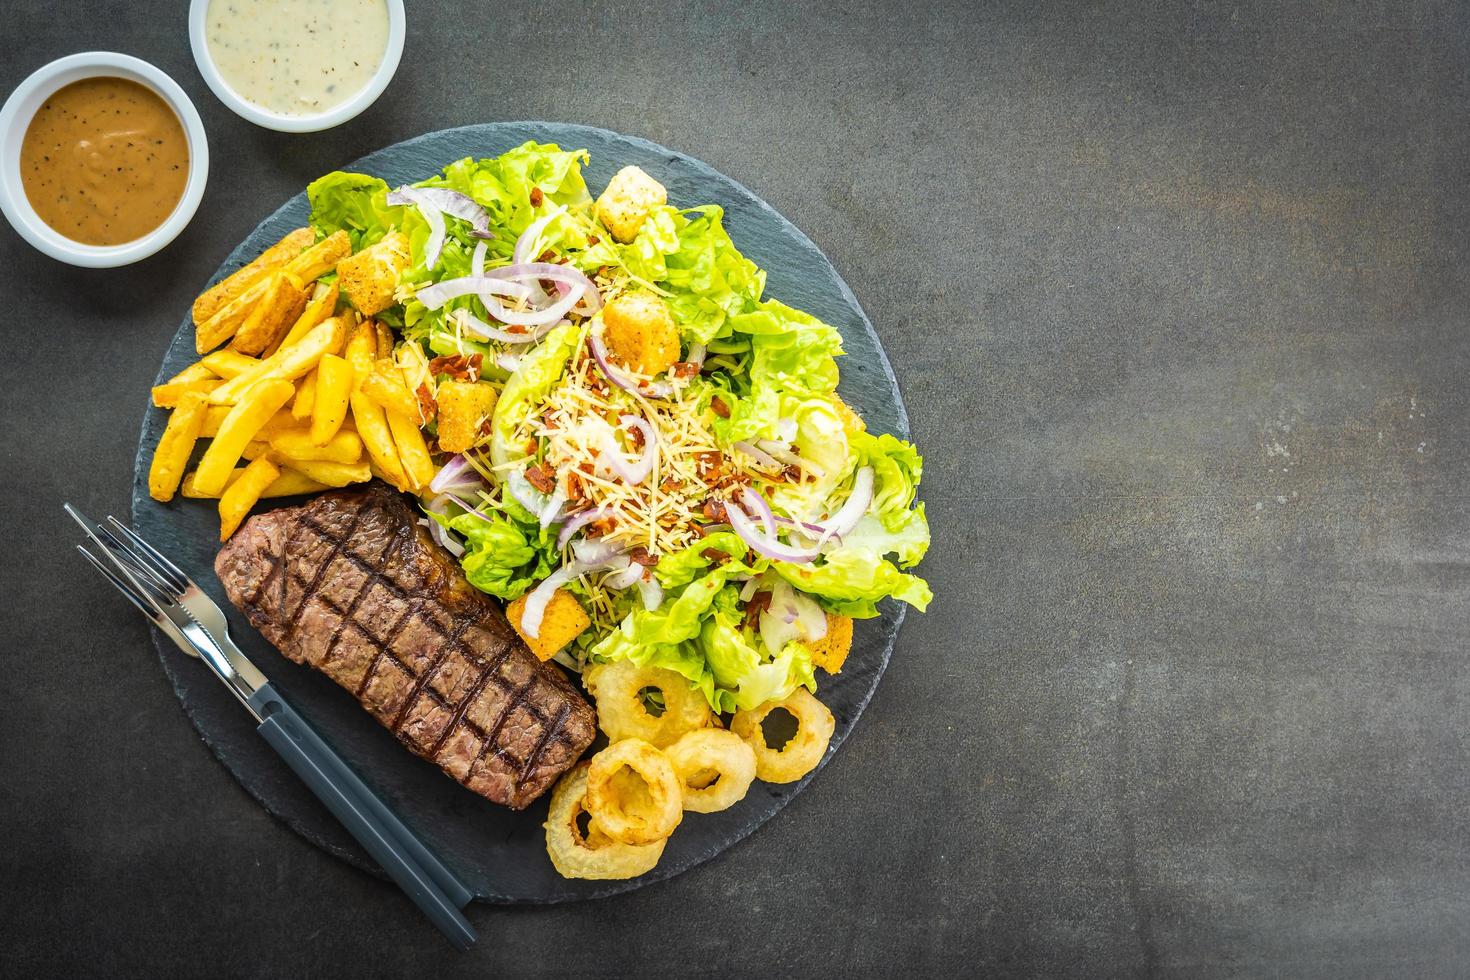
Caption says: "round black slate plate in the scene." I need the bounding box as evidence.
[130,123,910,903]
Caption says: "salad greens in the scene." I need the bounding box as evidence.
[308,141,930,714]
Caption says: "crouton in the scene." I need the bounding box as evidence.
[829,393,866,433]
[336,231,411,316]
[506,588,591,661]
[192,227,313,327]
[437,380,500,454]
[595,165,667,243]
[808,614,853,674]
[601,292,681,376]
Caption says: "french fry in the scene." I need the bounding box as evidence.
[200,349,260,379]
[270,427,363,464]
[361,362,421,420]
[343,319,378,383]
[165,362,215,385]
[349,390,407,489]
[195,275,274,354]
[192,227,313,326]
[386,409,435,490]
[375,320,395,359]
[291,369,319,420]
[208,316,347,405]
[218,455,281,541]
[311,354,353,445]
[182,467,329,499]
[148,391,209,502]
[282,230,350,282]
[192,379,296,496]
[269,281,338,357]
[199,404,232,438]
[152,378,222,408]
[280,458,372,488]
[232,272,310,355]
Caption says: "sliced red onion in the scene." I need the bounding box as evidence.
[723,503,822,564]
[429,454,480,495]
[421,497,466,558]
[493,262,602,314]
[389,186,495,240]
[454,309,561,346]
[733,440,783,473]
[641,380,674,399]
[739,577,761,601]
[571,537,624,567]
[519,564,582,640]
[538,488,567,528]
[739,487,777,537]
[387,186,445,268]
[687,343,706,368]
[607,414,658,485]
[606,561,644,590]
[636,577,663,611]
[588,334,640,394]
[480,282,586,328]
[556,506,615,550]
[416,275,534,309]
[471,240,488,277]
[822,466,874,540]
[514,206,567,266]
[496,352,522,373]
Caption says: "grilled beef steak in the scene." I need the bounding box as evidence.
[214,481,596,809]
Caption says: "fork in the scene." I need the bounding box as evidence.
[66,505,478,950]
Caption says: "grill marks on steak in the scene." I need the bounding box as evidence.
[214,482,596,809]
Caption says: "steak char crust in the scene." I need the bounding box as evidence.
[214,481,595,809]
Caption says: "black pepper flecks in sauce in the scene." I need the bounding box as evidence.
[20,77,188,246]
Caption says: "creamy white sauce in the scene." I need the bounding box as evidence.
[205,0,390,116]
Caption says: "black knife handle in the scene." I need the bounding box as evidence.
[248,683,477,950]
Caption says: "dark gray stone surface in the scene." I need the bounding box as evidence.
[2,1,1467,977]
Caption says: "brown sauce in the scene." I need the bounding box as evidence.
[20,77,189,246]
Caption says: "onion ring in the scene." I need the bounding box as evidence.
[583,661,713,748]
[543,763,665,880]
[730,688,835,784]
[663,729,757,814]
[584,739,684,846]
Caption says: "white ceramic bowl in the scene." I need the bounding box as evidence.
[0,53,209,268]
[189,0,406,133]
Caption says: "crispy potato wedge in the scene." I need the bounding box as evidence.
[201,349,261,379]
[270,280,339,357]
[362,362,421,419]
[192,379,296,496]
[343,319,379,383]
[219,456,281,541]
[311,354,353,445]
[375,320,396,359]
[291,369,318,420]
[182,466,329,499]
[349,390,407,489]
[148,391,209,502]
[208,315,347,405]
[269,427,363,464]
[507,588,591,660]
[283,230,350,282]
[386,408,434,490]
[152,378,222,408]
[437,380,499,454]
[195,275,275,354]
[192,227,313,327]
[232,272,311,355]
[280,458,372,488]
[165,362,215,385]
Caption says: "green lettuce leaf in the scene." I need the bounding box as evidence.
[306,172,405,251]
[488,323,579,468]
[432,510,553,600]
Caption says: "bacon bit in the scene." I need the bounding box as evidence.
[525,462,556,494]
[586,373,610,397]
[538,249,559,264]
[670,361,700,379]
[523,437,540,457]
[428,353,482,382]
[478,418,495,438]
[659,475,682,494]
[589,516,618,536]
[415,382,439,421]
[710,396,730,419]
[566,470,586,501]
[539,408,560,432]
[744,590,772,630]
[587,235,601,246]
[701,499,727,522]
[781,464,803,483]
[627,422,646,450]
[506,323,529,336]
[529,186,544,207]
[424,436,441,455]
[701,547,730,565]
[627,547,658,567]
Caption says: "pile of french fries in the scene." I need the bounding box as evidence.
[147,228,437,540]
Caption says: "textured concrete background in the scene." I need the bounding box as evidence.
[2,1,1468,977]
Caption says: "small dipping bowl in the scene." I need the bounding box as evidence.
[0,53,209,268]
[189,0,406,133]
